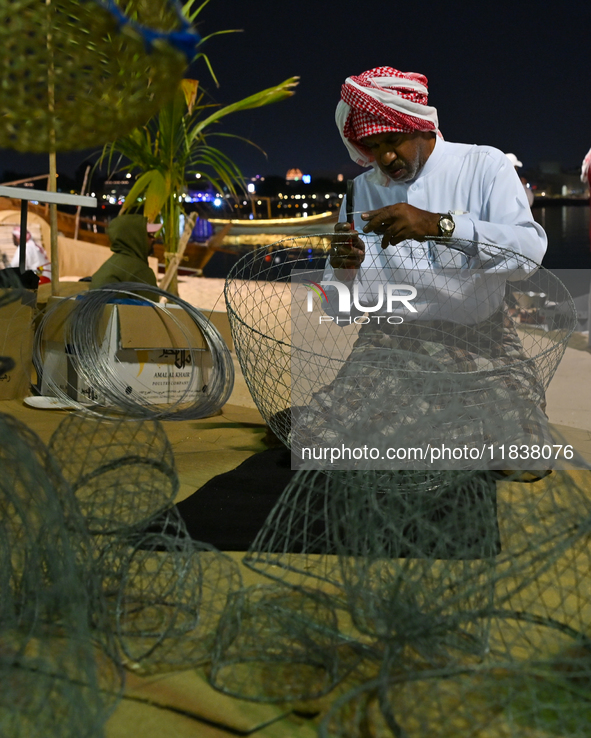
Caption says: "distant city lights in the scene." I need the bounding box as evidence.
[93,172,351,218]
[183,191,220,203]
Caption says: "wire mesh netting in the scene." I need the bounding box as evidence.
[318,657,591,738]
[225,236,577,471]
[210,583,362,703]
[0,0,198,151]
[0,411,122,737]
[218,235,591,732]
[1,403,243,726]
[97,508,242,675]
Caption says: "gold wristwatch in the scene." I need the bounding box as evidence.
[438,213,455,237]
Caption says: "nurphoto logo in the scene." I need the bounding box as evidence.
[303,279,417,325]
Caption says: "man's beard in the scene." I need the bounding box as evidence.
[387,149,423,183]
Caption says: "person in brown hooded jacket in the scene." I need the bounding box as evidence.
[90,214,160,292]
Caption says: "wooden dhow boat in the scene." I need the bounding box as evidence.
[0,196,337,277]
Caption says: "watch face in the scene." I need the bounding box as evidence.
[440,217,454,233]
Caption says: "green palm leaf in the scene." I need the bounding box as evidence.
[190,77,299,139]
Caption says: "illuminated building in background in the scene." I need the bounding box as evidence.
[285,168,303,181]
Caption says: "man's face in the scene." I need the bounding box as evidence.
[359,131,436,183]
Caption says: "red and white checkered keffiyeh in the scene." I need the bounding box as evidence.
[335,66,439,168]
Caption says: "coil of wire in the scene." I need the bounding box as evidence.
[33,284,234,420]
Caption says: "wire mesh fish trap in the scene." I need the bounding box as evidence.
[0,411,122,737]
[49,411,242,675]
[225,236,576,468]
[48,412,179,534]
[319,611,591,738]
[210,584,361,703]
[318,664,591,738]
[34,285,234,420]
[98,509,242,675]
[0,0,199,152]
[241,470,502,678]
[224,234,587,721]
[244,467,502,586]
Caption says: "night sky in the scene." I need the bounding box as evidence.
[1,0,590,180]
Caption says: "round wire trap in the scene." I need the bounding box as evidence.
[225,235,576,468]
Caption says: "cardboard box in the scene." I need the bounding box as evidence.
[37,280,89,307]
[39,299,224,406]
[202,309,233,353]
[0,292,35,400]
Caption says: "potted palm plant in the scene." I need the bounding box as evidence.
[100,3,298,293]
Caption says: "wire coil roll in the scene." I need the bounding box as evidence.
[34,284,234,420]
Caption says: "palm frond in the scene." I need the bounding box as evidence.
[182,0,211,23]
[190,77,300,137]
[120,170,169,220]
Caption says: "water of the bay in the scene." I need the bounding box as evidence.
[535,203,590,297]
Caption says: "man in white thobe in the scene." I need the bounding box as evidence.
[327,66,546,321]
[295,66,553,486]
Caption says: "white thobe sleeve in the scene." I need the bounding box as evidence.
[451,157,547,280]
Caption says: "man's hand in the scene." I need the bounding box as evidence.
[329,222,365,280]
[361,203,440,249]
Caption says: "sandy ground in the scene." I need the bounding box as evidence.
[177,275,228,312]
